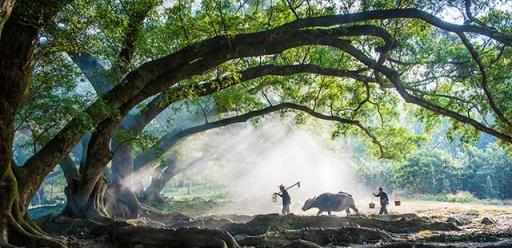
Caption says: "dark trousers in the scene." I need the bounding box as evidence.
[379,204,388,215]
[282,204,290,214]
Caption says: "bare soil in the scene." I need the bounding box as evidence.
[39,200,512,247]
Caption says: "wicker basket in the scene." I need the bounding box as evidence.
[369,202,375,209]
[272,193,277,203]
[394,200,401,206]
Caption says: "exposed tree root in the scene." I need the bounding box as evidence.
[171,216,235,229]
[104,182,142,219]
[60,177,112,223]
[0,167,66,248]
[223,214,459,236]
[374,240,512,248]
[103,182,191,225]
[420,233,501,243]
[5,214,66,248]
[236,226,392,247]
[96,222,239,248]
[140,186,167,206]
[35,213,115,237]
[279,239,323,248]
[140,207,191,225]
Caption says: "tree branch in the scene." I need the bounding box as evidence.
[129,62,378,135]
[68,52,114,96]
[20,8,512,201]
[60,155,80,185]
[0,0,16,38]
[278,8,512,45]
[320,35,512,143]
[133,102,386,171]
[457,32,512,129]
[285,0,300,19]
[114,3,155,76]
[463,0,489,28]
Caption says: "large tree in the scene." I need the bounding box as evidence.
[1,0,512,246]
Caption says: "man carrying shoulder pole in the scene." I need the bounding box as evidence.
[373,186,389,215]
[277,184,291,215]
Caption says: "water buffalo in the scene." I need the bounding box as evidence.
[302,192,359,216]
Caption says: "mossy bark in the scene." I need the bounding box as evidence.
[0,164,65,247]
[0,5,67,245]
[0,0,15,37]
[60,175,111,222]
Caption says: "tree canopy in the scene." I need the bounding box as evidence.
[1,0,512,247]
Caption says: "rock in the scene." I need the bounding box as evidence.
[481,217,496,225]
[279,239,323,248]
[446,217,462,226]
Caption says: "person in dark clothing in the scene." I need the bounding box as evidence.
[277,185,291,214]
[373,186,389,215]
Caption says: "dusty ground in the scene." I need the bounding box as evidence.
[47,200,512,248]
[207,198,512,216]
[193,200,512,247]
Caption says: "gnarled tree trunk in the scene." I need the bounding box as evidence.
[0,2,67,246]
[140,154,179,205]
[60,123,115,221]
[60,175,110,221]
[102,136,142,219]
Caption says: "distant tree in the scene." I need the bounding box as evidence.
[396,150,460,195]
[461,143,512,199]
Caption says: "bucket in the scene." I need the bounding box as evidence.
[394,200,401,206]
[369,202,375,209]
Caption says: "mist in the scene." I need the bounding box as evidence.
[169,115,372,216]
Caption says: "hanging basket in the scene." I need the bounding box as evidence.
[394,192,401,206]
[369,202,375,209]
[272,193,278,203]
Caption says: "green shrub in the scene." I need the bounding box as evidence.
[444,192,479,203]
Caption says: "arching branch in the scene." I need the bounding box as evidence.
[320,35,512,143]
[279,8,512,45]
[21,23,395,188]
[134,102,386,171]
[457,32,512,129]
[20,8,512,205]
[122,62,378,137]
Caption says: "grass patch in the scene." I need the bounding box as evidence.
[161,184,228,215]
[28,203,65,219]
[162,184,227,201]
[408,191,509,205]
